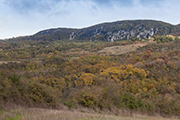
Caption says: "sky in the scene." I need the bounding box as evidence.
[0,0,179,39]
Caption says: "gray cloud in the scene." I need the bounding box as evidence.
[140,0,164,4]
[3,0,135,15]
[90,0,134,7]
[4,0,64,14]
[3,0,165,16]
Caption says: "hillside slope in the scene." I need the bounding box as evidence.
[9,20,180,42]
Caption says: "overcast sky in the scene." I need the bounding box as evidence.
[0,0,179,39]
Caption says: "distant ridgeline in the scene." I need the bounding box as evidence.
[10,20,180,41]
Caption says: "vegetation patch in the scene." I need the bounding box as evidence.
[0,36,180,119]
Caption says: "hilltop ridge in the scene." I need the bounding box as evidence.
[9,20,180,41]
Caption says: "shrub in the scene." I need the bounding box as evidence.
[8,74,21,85]
[135,56,141,62]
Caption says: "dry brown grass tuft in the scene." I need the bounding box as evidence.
[97,43,147,55]
[1,106,179,120]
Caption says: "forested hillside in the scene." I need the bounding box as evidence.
[1,35,180,119]
[7,20,180,42]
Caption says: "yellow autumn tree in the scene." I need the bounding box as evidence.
[75,73,96,86]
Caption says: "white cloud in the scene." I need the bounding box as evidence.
[0,0,180,39]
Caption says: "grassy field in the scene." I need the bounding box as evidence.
[97,43,147,55]
[1,108,179,120]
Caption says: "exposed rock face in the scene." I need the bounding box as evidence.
[22,20,180,42]
[69,32,75,40]
[69,26,159,41]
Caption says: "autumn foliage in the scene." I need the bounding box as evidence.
[0,37,180,117]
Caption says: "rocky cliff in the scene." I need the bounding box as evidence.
[12,20,180,41]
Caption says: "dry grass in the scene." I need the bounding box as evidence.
[0,61,21,64]
[1,107,179,120]
[97,43,147,55]
[166,35,176,40]
[61,50,96,56]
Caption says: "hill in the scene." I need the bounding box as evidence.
[1,20,180,119]
[9,20,180,42]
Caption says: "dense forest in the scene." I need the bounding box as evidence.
[1,35,180,119]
